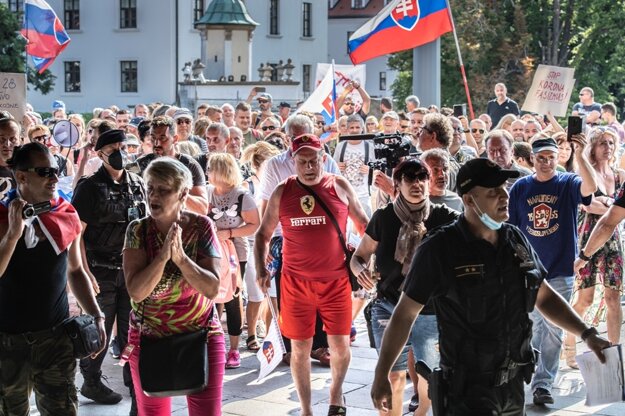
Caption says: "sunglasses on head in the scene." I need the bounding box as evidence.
[261,125,277,131]
[176,118,192,125]
[402,171,429,183]
[21,167,60,178]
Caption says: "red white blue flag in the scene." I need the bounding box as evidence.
[21,0,71,73]
[348,0,452,64]
[296,62,337,138]
[256,297,286,382]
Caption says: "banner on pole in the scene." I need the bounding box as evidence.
[522,65,576,117]
[315,63,366,103]
[0,73,27,122]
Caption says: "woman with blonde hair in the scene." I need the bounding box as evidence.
[206,153,260,366]
[494,113,518,132]
[565,127,624,368]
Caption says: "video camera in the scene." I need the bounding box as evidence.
[338,133,411,171]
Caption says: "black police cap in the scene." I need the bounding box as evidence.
[95,129,126,151]
[456,158,519,196]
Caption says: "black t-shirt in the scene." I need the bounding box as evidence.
[486,98,520,127]
[129,153,206,187]
[366,202,459,308]
[403,217,547,369]
[0,165,15,202]
[0,237,69,332]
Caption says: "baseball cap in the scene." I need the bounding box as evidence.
[172,108,193,120]
[291,134,322,155]
[52,100,65,111]
[129,116,144,128]
[279,102,291,108]
[125,134,140,146]
[381,111,399,120]
[95,129,127,151]
[531,137,558,154]
[257,93,273,102]
[456,158,519,196]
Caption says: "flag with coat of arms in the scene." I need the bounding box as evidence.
[296,62,337,139]
[256,296,286,382]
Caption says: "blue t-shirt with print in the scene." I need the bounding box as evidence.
[508,172,592,280]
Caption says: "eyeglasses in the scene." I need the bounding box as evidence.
[402,171,429,183]
[0,137,19,145]
[176,119,192,125]
[535,156,556,165]
[261,125,277,132]
[471,128,485,134]
[20,167,60,178]
[344,103,355,107]
[31,135,49,143]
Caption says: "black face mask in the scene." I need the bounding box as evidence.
[105,149,127,171]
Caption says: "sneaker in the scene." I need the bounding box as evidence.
[327,404,347,415]
[533,388,554,405]
[225,350,241,369]
[109,337,121,359]
[349,325,357,344]
[80,377,123,404]
[256,321,267,338]
[310,347,331,367]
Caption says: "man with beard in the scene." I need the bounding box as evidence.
[127,116,208,215]
[421,148,464,212]
[252,93,277,129]
[259,117,282,139]
[72,130,146,414]
[115,110,131,133]
[173,108,208,153]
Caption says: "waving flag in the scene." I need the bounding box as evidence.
[296,62,337,138]
[348,0,452,65]
[21,0,71,73]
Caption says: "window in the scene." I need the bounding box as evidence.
[8,0,23,15]
[379,72,387,91]
[120,61,138,92]
[328,0,340,8]
[302,3,312,38]
[352,0,368,9]
[193,0,205,23]
[346,31,354,54]
[64,0,80,30]
[120,0,137,29]
[64,61,80,93]
[269,0,279,35]
[303,64,311,93]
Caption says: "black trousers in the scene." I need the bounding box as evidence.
[222,262,246,337]
[446,373,525,416]
[79,268,132,388]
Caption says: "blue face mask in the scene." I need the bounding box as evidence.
[471,196,503,230]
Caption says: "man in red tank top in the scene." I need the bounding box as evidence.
[255,134,368,416]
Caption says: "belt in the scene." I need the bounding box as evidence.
[1,324,65,346]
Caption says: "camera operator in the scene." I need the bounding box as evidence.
[72,129,146,411]
[0,142,106,416]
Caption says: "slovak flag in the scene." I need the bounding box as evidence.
[256,297,286,382]
[296,62,337,138]
[21,0,71,73]
[348,0,452,65]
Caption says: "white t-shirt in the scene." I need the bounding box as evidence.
[333,140,374,199]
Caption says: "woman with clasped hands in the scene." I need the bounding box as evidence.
[123,157,224,415]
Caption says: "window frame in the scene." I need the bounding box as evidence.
[120,60,138,93]
[119,0,137,29]
[379,72,387,91]
[302,2,312,38]
[64,61,81,93]
[193,0,205,23]
[64,0,80,30]
[269,0,279,35]
[302,64,311,93]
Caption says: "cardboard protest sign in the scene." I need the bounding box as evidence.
[0,73,26,122]
[522,65,575,117]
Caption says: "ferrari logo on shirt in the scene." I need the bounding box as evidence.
[300,195,315,215]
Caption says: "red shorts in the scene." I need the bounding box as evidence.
[279,272,352,340]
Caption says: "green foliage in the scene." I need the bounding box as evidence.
[0,4,56,95]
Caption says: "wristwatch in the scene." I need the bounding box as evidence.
[581,327,599,342]
[94,313,105,320]
[579,249,591,262]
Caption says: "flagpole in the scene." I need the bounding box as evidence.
[445,0,475,120]
[23,4,29,85]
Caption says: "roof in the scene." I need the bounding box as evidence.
[328,0,388,19]
[195,0,259,27]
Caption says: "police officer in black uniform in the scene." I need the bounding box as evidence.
[371,159,610,415]
[72,129,146,414]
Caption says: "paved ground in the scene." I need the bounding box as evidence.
[28,309,625,415]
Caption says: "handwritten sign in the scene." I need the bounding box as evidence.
[316,63,366,103]
[0,72,26,122]
[522,65,575,117]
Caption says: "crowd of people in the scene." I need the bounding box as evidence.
[0,81,621,415]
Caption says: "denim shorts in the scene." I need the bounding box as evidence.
[371,298,440,372]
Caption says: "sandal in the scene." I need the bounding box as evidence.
[246,335,261,351]
[327,405,346,415]
[564,345,578,369]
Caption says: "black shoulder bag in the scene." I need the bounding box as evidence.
[138,302,210,397]
[296,178,362,291]
[62,314,103,359]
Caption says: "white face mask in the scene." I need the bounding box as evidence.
[471,195,503,230]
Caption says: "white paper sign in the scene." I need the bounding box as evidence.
[522,65,575,117]
[0,73,26,122]
[315,63,366,102]
[576,344,625,406]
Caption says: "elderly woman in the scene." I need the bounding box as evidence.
[350,159,459,416]
[565,127,625,367]
[123,157,223,415]
[206,153,260,366]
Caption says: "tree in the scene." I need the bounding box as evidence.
[387,50,412,109]
[0,4,56,95]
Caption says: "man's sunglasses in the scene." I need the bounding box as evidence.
[261,125,277,132]
[20,167,60,178]
[176,119,192,125]
[31,135,49,143]
[471,128,486,134]
[402,171,429,183]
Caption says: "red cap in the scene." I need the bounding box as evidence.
[291,134,322,155]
